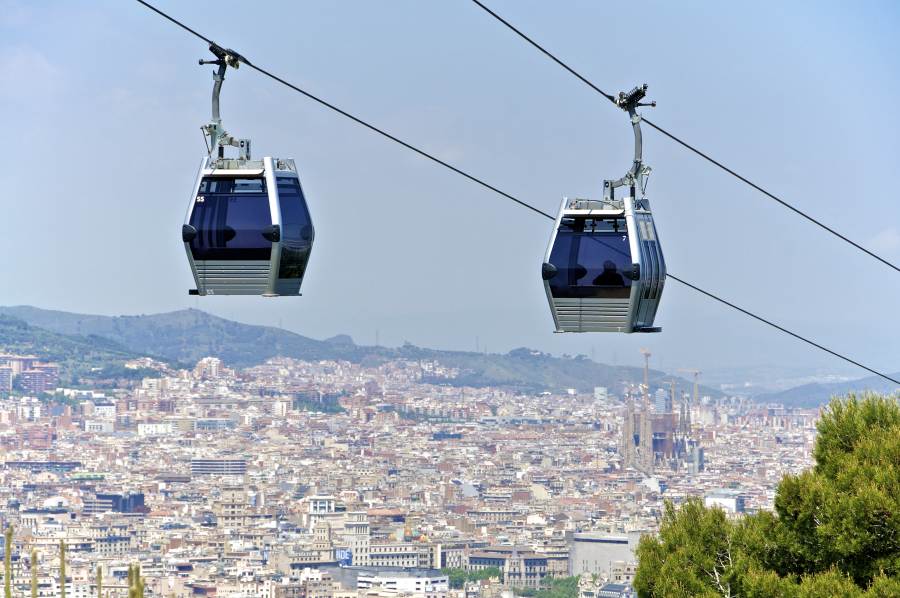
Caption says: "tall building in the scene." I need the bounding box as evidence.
[0,366,12,393]
[652,388,671,414]
[194,356,223,380]
[0,354,38,376]
[620,392,655,472]
[18,363,59,394]
[620,387,698,474]
[214,487,249,527]
[339,511,371,566]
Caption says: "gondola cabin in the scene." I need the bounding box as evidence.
[542,196,664,332]
[182,156,314,296]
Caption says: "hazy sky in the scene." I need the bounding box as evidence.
[1,0,899,376]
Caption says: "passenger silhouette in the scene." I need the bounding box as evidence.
[593,260,625,286]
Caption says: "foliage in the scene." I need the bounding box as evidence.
[634,393,900,597]
[59,540,66,598]
[522,576,580,598]
[292,396,345,414]
[440,567,502,589]
[4,526,11,598]
[91,365,160,382]
[30,549,37,598]
[127,563,145,598]
[0,315,157,386]
[2,531,139,598]
[27,391,80,407]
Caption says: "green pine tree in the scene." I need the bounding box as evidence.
[128,563,145,598]
[633,393,900,597]
[137,563,145,598]
[4,525,12,598]
[31,548,38,598]
[59,540,66,598]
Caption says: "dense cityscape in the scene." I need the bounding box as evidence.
[0,344,818,598]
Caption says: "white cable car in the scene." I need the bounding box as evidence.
[182,45,314,296]
[541,85,664,332]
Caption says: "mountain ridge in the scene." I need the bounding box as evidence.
[0,314,151,385]
[0,305,710,395]
[3,305,890,402]
[755,374,900,408]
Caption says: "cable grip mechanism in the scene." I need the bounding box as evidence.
[199,43,251,161]
[604,84,656,203]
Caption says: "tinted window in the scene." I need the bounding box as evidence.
[276,177,313,242]
[189,177,272,260]
[199,177,266,194]
[276,177,313,279]
[547,218,632,299]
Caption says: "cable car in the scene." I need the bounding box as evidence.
[541,85,664,332]
[182,44,314,296]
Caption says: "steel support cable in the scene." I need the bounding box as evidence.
[470,0,900,275]
[133,0,900,385]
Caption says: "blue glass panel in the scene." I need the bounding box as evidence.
[275,176,314,279]
[548,217,632,299]
[189,177,272,260]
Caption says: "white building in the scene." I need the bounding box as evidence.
[84,420,115,433]
[137,422,174,436]
[704,489,747,514]
[569,532,641,577]
[194,357,224,380]
[357,573,449,597]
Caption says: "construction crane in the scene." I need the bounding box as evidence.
[639,349,652,403]
[678,369,702,408]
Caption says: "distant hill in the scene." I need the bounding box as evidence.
[756,374,900,408]
[0,306,714,395]
[0,306,331,367]
[0,314,149,385]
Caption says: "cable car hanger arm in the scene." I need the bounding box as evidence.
[605,84,656,204]
[199,43,252,160]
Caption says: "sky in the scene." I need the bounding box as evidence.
[1,0,899,378]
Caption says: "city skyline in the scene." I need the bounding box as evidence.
[0,340,818,597]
